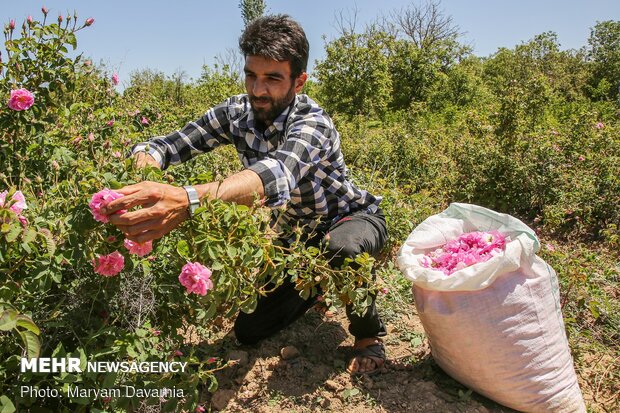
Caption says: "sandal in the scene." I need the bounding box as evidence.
[346,337,386,376]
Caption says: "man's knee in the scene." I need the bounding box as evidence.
[324,233,362,267]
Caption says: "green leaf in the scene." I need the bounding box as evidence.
[588,300,601,319]
[5,225,21,243]
[177,240,191,260]
[0,395,16,413]
[22,228,37,244]
[66,32,77,49]
[141,260,151,277]
[102,372,118,388]
[52,341,66,358]
[240,295,258,314]
[21,242,32,254]
[18,330,41,359]
[299,288,311,301]
[109,180,123,189]
[161,398,179,412]
[0,310,17,331]
[211,261,224,271]
[15,315,40,335]
[203,300,218,320]
[208,377,219,393]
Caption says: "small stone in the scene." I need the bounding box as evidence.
[227,350,249,367]
[280,345,300,360]
[211,389,235,411]
[324,380,341,391]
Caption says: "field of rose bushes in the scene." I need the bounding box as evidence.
[1,7,619,413]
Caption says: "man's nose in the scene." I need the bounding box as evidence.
[252,78,268,96]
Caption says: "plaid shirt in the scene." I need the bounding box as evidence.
[132,94,382,231]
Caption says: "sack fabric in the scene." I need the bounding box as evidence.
[396,203,586,412]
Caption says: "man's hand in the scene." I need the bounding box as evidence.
[100,181,188,243]
[132,152,161,169]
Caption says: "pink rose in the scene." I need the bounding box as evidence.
[112,73,119,86]
[124,239,153,257]
[1,190,27,214]
[7,88,35,111]
[178,262,213,296]
[140,116,150,125]
[27,16,33,24]
[10,191,27,214]
[9,20,15,30]
[93,251,124,277]
[595,122,604,130]
[106,120,114,127]
[195,406,206,413]
[85,17,94,26]
[89,188,126,223]
[18,215,28,227]
[420,231,508,276]
[42,6,48,15]
[112,151,122,158]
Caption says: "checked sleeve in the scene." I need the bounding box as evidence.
[248,117,333,207]
[131,100,233,169]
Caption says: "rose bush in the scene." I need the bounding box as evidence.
[0,10,378,412]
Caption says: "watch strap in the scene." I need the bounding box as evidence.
[183,186,200,217]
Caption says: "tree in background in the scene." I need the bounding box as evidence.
[314,1,470,116]
[314,26,392,118]
[239,0,266,27]
[382,0,461,49]
[587,20,620,100]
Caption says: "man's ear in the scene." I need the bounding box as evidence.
[294,72,308,93]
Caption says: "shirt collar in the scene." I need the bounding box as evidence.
[234,95,297,139]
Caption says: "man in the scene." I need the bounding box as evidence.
[101,15,387,375]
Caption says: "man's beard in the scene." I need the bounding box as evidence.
[250,84,296,126]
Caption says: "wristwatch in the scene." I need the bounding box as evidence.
[183,186,200,218]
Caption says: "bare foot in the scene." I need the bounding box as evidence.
[346,337,385,375]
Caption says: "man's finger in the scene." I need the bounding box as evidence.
[102,186,158,214]
[108,205,160,226]
[116,218,161,236]
[125,229,163,243]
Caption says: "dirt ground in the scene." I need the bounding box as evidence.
[198,304,523,413]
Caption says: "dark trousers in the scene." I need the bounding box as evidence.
[234,208,388,345]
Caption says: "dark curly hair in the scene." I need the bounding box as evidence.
[239,14,309,78]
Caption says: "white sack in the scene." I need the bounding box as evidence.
[396,203,586,412]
